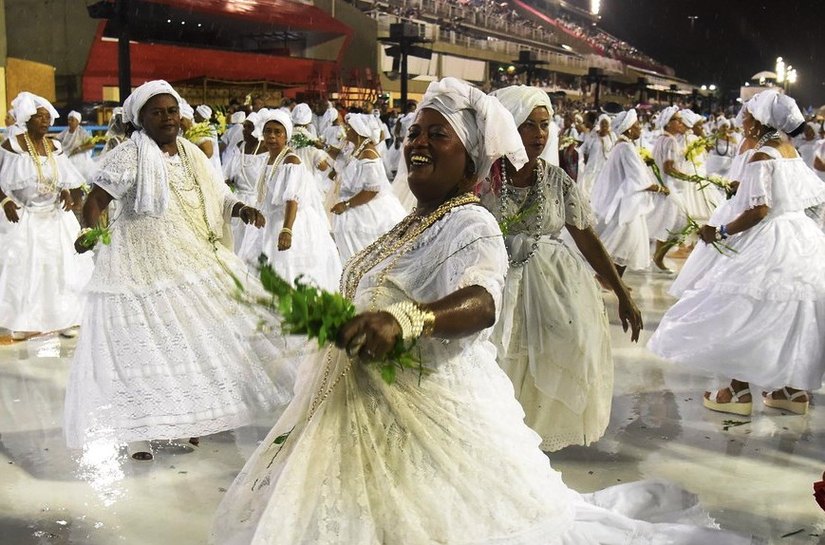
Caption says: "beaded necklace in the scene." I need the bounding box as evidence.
[350,137,370,160]
[715,137,731,157]
[307,192,481,421]
[256,146,291,205]
[167,139,220,249]
[754,129,780,150]
[498,157,547,267]
[23,132,59,195]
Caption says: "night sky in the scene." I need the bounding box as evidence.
[568,0,825,108]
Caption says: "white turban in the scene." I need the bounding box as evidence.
[196,104,212,121]
[612,109,638,135]
[11,92,59,130]
[319,107,339,137]
[253,108,293,141]
[490,85,554,127]
[230,111,246,124]
[123,80,181,128]
[346,113,382,144]
[68,110,82,122]
[680,109,703,128]
[291,103,313,126]
[178,101,194,122]
[717,118,731,130]
[656,106,680,130]
[597,113,611,127]
[418,77,527,178]
[746,90,805,134]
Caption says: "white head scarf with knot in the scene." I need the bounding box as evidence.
[253,108,293,141]
[179,101,194,122]
[196,104,212,121]
[490,85,554,127]
[597,113,611,128]
[319,107,339,136]
[612,109,637,135]
[656,105,680,130]
[745,90,805,134]
[11,92,59,130]
[291,103,313,126]
[120,80,187,216]
[418,77,527,178]
[346,113,382,144]
[68,110,82,122]
[230,111,246,124]
[680,109,703,129]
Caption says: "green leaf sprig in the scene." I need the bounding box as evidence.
[81,224,112,249]
[659,215,737,256]
[289,132,317,150]
[184,121,215,143]
[498,200,539,236]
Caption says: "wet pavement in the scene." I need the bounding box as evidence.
[1,262,824,544]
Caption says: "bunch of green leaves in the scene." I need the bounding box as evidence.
[660,215,736,256]
[290,132,317,150]
[256,261,428,385]
[498,200,539,236]
[684,137,711,163]
[671,170,733,197]
[184,121,215,143]
[80,224,112,249]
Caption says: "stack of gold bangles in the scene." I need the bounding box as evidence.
[384,301,436,342]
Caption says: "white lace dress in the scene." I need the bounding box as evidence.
[579,132,616,198]
[238,156,342,292]
[212,203,756,545]
[63,139,298,449]
[592,140,656,271]
[649,146,825,390]
[332,157,406,263]
[481,160,613,452]
[223,143,267,250]
[0,138,94,333]
[647,133,688,241]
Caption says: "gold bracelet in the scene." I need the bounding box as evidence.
[0,196,13,208]
[280,227,293,235]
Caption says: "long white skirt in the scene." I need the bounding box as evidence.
[493,236,613,452]
[0,204,93,332]
[332,191,406,263]
[646,190,687,242]
[649,210,825,390]
[598,213,651,271]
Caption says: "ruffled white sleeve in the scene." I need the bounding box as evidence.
[92,141,138,199]
[273,163,304,206]
[356,159,387,192]
[739,158,825,214]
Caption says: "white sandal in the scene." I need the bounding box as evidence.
[127,440,153,461]
[763,388,809,415]
[703,387,752,416]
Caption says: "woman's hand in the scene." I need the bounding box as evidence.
[278,230,292,251]
[2,200,20,223]
[74,236,91,254]
[330,201,349,215]
[616,291,643,343]
[59,189,74,212]
[698,225,717,244]
[239,205,266,228]
[336,311,402,362]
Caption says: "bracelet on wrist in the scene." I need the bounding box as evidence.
[0,196,13,208]
[383,301,437,343]
[280,227,292,235]
[718,224,728,239]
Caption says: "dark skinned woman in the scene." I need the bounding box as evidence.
[0,92,93,340]
[212,77,751,545]
[481,86,642,453]
[63,81,296,461]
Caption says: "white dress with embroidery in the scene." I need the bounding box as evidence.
[0,137,94,332]
[481,160,613,452]
[63,139,298,449]
[238,156,342,292]
[223,143,267,250]
[649,146,825,390]
[332,156,406,263]
[592,140,656,271]
[212,203,756,545]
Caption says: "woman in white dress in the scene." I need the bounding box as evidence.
[480,86,642,452]
[578,113,615,199]
[325,112,406,263]
[649,90,825,417]
[290,103,334,213]
[223,112,267,250]
[237,108,341,291]
[592,109,668,275]
[705,118,737,178]
[0,92,94,339]
[680,110,720,223]
[212,76,754,545]
[64,81,296,461]
[57,110,97,181]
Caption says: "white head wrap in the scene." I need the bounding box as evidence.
[11,92,59,130]
[612,109,638,135]
[230,111,246,124]
[418,77,527,178]
[68,110,82,122]
[680,109,703,129]
[196,104,212,121]
[716,118,731,130]
[253,108,293,141]
[490,85,554,126]
[291,103,313,126]
[745,90,805,134]
[178,101,194,122]
[345,113,382,144]
[656,105,680,130]
[597,113,611,128]
[120,80,188,216]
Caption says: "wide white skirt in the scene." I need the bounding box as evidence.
[649,211,825,390]
[332,191,406,263]
[0,204,93,332]
[646,190,687,242]
[493,236,613,452]
[598,214,651,271]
